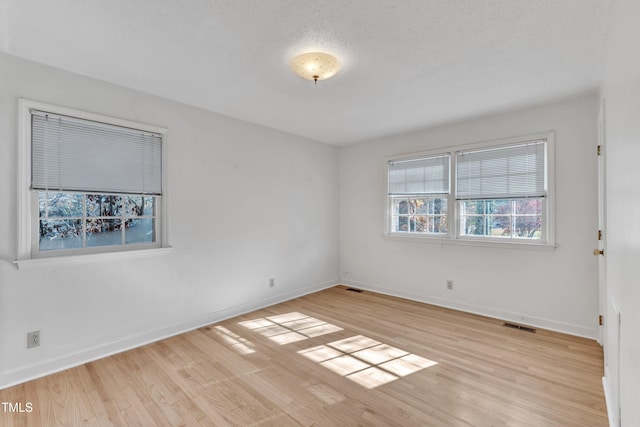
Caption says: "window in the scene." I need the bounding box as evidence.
[388,155,450,235]
[387,132,554,247]
[18,100,168,261]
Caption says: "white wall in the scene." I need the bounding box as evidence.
[339,94,599,338]
[0,52,339,388]
[601,0,640,425]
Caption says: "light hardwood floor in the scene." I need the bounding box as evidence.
[0,285,607,426]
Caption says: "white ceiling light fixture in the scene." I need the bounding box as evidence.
[290,52,341,84]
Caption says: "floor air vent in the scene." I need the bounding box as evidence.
[345,288,364,293]
[503,322,537,333]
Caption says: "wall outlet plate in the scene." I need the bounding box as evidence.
[446,280,454,290]
[27,330,40,348]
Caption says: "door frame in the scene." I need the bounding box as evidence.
[597,100,607,347]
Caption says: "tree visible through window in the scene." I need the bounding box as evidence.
[459,198,542,239]
[38,192,157,251]
[392,198,448,234]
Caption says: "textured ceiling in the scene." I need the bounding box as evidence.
[0,0,611,145]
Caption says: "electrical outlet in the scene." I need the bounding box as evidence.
[27,330,40,348]
[446,280,454,290]
[269,278,275,288]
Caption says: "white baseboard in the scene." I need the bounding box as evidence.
[340,279,599,340]
[0,279,337,390]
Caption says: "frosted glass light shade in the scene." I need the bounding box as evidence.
[290,52,341,82]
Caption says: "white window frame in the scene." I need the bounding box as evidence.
[385,131,556,250]
[16,99,172,269]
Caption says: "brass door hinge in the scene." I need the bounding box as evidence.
[598,230,602,241]
[599,315,604,326]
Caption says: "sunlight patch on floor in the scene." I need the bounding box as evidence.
[352,344,408,364]
[269,331,308,345]
[239,313,437,389]
[298,335,438,389]
[214,326,255,355]
[380,353,438,376]
[298,345,343,362]
[320,355,370,376]
[328,335,381,353]
[238,312,343,344]
[346,366,398,388]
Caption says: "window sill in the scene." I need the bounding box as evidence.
[13,246,174,270]
[383,234,556,252]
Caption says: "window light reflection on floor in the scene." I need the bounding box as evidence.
[237,313,436,389]
[213,326,255,355]
[238,312,343,345]
[298,335,438,389]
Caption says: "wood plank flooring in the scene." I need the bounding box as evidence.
[0,285,607,426]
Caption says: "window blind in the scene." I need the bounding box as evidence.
[456,140,545,200]
[388,154,450,195]
[31,111,162,195]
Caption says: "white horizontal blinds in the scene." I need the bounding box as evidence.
[456,140,546,200]
[31,111,162,195]
[389,154,450,195]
